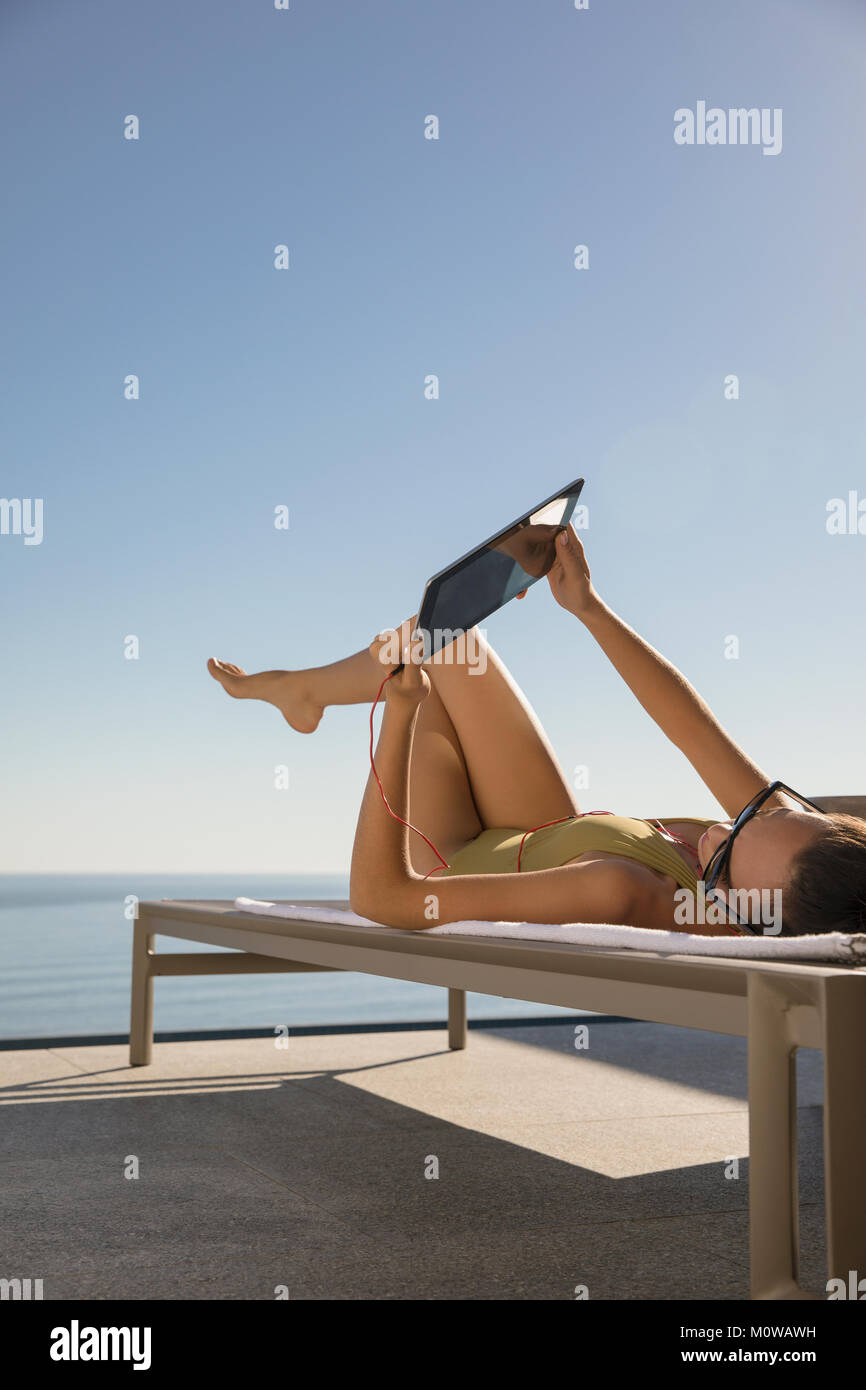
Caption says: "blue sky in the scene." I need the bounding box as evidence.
[2,0,865,873]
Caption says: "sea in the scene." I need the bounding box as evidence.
[0,874,574,1041]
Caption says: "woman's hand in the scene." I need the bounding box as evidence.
[493,523,564,579]
[369,635,431,708]
[547,525,599,618]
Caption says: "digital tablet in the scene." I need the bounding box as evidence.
[414,477,585,659]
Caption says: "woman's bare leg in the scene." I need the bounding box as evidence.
[206,654,375,733]
[209,638,483,875]
[425,627,579,829]
[207,618,579,861]
[400,681,484,874]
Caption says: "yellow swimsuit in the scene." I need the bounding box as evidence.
[439,814,718,896]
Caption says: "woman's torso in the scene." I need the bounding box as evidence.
[440,814,718,895]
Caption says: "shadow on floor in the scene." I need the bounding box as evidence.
[0,1021,827,1301]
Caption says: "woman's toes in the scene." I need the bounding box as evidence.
[207,658,249,695]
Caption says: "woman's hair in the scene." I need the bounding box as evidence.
[782,813,866,936]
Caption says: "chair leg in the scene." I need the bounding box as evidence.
[822,974,866,1292]
[130,920,155,1067]
[748,974,805,1299]
[448,988,467,1050]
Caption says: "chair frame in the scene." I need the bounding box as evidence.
[130,896,866,1302]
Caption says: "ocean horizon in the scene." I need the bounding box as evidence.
[0,874,575,1040]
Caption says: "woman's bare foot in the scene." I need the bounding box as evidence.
[207,659,323,733]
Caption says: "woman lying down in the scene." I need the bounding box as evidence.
[208,526,866,938]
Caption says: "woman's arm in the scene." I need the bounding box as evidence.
[355,857,652,932]
[349,644,648,930]
[349,675,423,921]
[548,527,772,819]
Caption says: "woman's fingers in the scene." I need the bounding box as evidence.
[369,633,430,702]
[391,656,430,704]
[546,524,595,617]
[558,524,588,570]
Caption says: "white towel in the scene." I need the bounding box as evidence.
[233,898,866,964]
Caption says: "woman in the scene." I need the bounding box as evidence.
[208,526,866,937]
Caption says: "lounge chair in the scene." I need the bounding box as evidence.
[128,795,866,1301]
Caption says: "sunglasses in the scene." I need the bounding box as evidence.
[701,781,824,935]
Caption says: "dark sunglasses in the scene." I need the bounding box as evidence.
[701,781,825,934]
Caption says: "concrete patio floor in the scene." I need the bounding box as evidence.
[0,1017,828,1301]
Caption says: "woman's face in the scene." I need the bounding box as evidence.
[698,802,824,891]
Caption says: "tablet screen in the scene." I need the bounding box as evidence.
[416,480,584,657]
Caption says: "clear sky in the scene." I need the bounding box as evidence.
[2,0,865,873]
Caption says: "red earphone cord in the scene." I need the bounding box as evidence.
[370,674,735,927]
